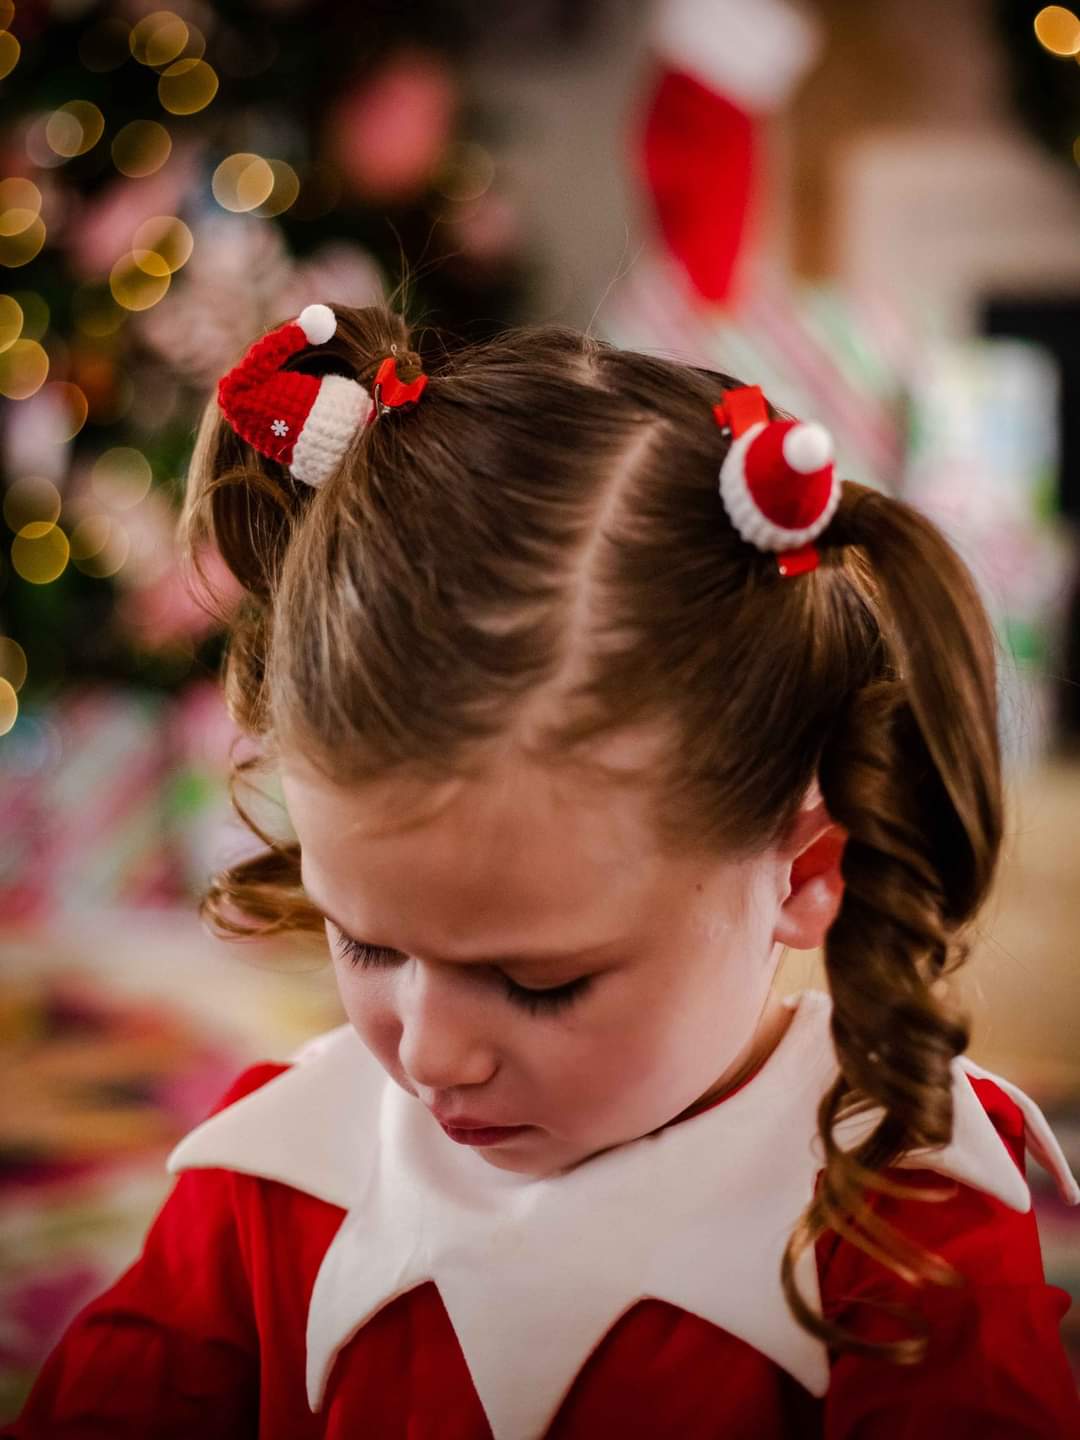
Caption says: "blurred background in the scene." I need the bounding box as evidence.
[1,0,1078,1418]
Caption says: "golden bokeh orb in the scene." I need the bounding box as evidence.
[159,57,219,115]
[3,475,61,532]
[0,29,20,80]
[70,517,129,578]
[0,338,49,398]
[1034,5,1080,54]
[0,177,43,236]
[45,101,106,159]
[212,152,275,212]
[69,514,113,562]
[0,293,23,352]
[0,677,17,737]
[110,252,171,310]
[0,216,46,268]
[0,635,28,691]
[12,522,70,585]
[132,215,193,273]
[91,446,153,509]
[252,159,300,218]
[130,11,189,67]
[112,120,172,179]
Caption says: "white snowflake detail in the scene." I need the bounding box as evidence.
[271,418,289,437]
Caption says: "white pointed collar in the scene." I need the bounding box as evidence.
[167,988,1079,1440]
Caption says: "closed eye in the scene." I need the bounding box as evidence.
[331,935,593,1016]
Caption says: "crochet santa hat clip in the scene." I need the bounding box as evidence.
[713,385,840,577]
[216,303,428,490]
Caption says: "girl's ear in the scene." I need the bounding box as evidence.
[772,794,847,951]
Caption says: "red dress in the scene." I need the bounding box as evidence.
[5,988,1079,1439]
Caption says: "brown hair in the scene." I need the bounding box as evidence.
[180,300,1003,1364]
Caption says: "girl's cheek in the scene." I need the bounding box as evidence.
[334,966,400,1052]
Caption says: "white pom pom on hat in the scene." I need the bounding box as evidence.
[216,303,376,490]
[714,386,840,575]
[297,303,338,346]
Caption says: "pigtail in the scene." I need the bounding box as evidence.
[177,301,423,943]
[780,479,1005,1362]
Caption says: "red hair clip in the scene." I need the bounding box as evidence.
[713,385,840,577]
[370,351,428,420]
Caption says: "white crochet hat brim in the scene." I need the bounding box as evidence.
[719,423,841,552]
[289,374,374,488]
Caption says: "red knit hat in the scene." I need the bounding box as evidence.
[713,385,840,577]
[216,303,427,489]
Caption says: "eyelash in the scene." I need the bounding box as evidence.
[332,936,593,1016]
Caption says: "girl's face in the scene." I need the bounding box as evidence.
[280,748,813,1178]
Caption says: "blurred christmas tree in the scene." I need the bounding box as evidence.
[0,0,557,715]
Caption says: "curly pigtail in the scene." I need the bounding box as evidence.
[781,479,1005,1362]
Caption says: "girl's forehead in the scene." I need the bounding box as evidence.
[280,755,693,956]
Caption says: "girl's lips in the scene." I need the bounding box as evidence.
[439,1120,533,1146]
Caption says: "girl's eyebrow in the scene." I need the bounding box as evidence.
[307,890,609,968]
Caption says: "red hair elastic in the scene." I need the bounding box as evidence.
[713,385,840,577]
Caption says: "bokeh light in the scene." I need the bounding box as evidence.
[10,289,49,340]
[73,285,126,338]
[0,293,23,351]
[0,1,14,32]
[12,522,70,585]
[0,677,17,737]
[0,183,45,269]
[40,380,90,441]
[158,58,218,115]
[176,24,206,63]
[68,514,112,562]
[132,215,193,274]
[252,159,300,218]
[4,475,62,531]
[130,11,188,67]
[69,516,129,578]
[111,120,172,179]
[110,252,171,310]
[0,338,49,398]
[0,177,42,235]
[1034,6,1080,54]
[435,142,496,203]
[212,152,275,212]
[91,447,153,509]
[0,29,19,79]
[24,114,66,170]
[79,16,132,72]
[0,635,28,691]
[45,101,106,159]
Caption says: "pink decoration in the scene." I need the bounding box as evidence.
[114,541,244,653]
[165,677,245,777]
[326,47,457,202]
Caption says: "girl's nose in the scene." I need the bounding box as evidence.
[396,966,499,1092]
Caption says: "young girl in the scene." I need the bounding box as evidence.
[7,302,1079,1440]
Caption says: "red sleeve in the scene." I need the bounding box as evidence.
[816,1076,1080,1439]
[1,1061,291,1440]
